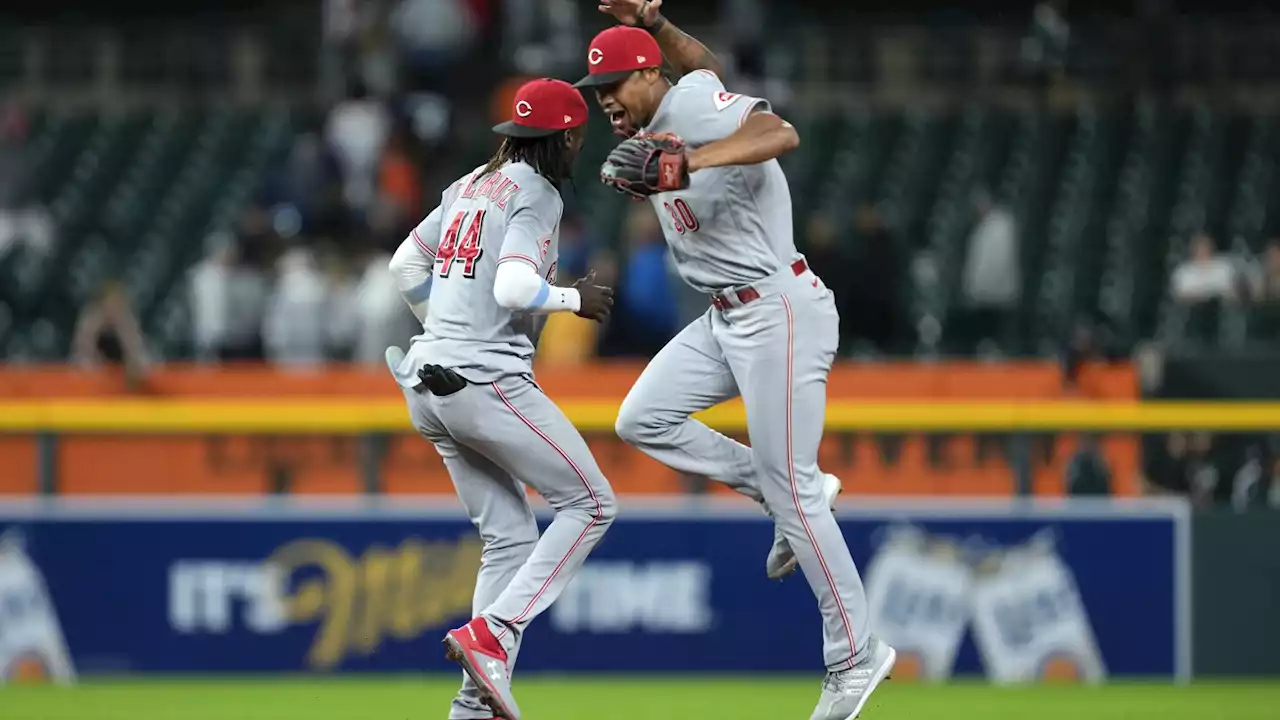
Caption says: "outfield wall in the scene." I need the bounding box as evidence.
[0,361,1138,497]
[0,498,1188,683]
[1192,509,1280,677]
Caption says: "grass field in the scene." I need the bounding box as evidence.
[4,677,1279,720]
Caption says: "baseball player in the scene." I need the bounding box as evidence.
[386,78,616,720]
[577,3,895,719]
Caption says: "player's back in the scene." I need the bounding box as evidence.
[644,70,799,295]
[411,161,562,383]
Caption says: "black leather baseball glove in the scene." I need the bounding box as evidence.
[599,132,690,199]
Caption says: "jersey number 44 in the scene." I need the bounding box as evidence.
[436,210,487,279]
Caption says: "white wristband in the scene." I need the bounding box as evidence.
[546,286,581,313]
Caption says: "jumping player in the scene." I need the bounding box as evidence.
[577,3,895,718]
[386,78,616,720]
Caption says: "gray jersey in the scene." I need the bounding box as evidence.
[643,69,801,294]
[394,161,562,386]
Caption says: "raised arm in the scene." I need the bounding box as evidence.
[687,107,800,172]
[599,0,724,78]
[495,197,614,322]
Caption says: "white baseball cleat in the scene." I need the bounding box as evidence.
[810,636,897,720]
[765,472,844,581]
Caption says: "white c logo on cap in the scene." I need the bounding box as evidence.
[516,101,533,118]
[589,48,604,66]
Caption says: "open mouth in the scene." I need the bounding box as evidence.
[608,109,633,137]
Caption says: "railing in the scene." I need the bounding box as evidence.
[5,397,1280,433]
[3,395,1278,498]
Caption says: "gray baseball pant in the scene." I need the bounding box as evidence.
[615,270,871,671]
[403,374,616,719]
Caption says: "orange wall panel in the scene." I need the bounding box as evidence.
[0,361,1137,497]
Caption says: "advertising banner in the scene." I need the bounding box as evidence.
[0,532,76,683]
[0,499,1188,682]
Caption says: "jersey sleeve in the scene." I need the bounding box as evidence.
[390,205,443,322]
[408,204,443,260]
[667,69,771,146]
[498,180,562,272]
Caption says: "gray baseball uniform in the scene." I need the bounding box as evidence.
[393,161,616,720]
[613,69,871,671]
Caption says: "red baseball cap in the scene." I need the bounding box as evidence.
[574,26,663,88]
[493,78,589,138]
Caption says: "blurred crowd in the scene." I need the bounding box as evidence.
[8,0,1255,376]
[1169,232,1280,344]
[53,0,787,374]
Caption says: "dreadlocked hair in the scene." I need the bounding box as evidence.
[481,132,575,189]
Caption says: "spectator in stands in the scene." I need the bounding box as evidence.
[323,246,364,361]
[0,105,54,262]
[392,0,492,157]
[1065,434,1111,496]
[264,244,330,367]
[1134,340,1165,394]
[260,122,344,240]
[603,205,677,357]
[1060,316,1095,391]
[0,103,26,209]
[848,203,906,354]
[349,201,419,365]
[1258,239,1280,298]
[1246,239,1280,340]
[1144,431,1219,506]
[326,77,391,223]
[190,213,274,362]
[1171,232,1238,343]
[722,0,767,94]
[71,280,150,383]
[803,215,854,353]
[501,0,582,77]
[322,0,360,69]
[1059,313,1121,393]
[1021,0,1069,96]
[1172,232,1238,304]
[190,239,235,363]
[958,187,1020,354]
[377,120,423,222]
[1143,432,1181,496]
[0,199,54,263]
[392,0,479,95]
[1230,445,1268,512]
[321,0,379,95]
[1186,432,1222,507]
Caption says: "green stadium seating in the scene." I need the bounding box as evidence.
[8,101,1280,360]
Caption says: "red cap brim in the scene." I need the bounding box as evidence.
[573,70,636,89]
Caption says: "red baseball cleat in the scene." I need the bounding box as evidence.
[443,617,521,720]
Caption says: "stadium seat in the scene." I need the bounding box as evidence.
[808,110,870,224]
[11,95,1277,361]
